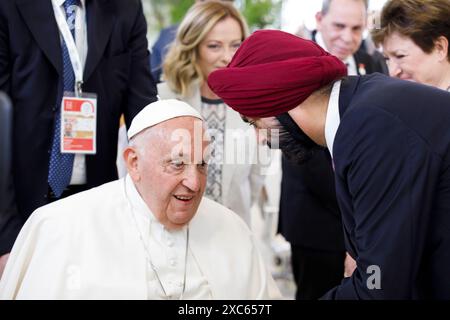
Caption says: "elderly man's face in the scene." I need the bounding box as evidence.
[127,117,208,230]
[316,0,366,61]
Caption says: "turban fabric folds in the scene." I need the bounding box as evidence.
[207,30,347,118]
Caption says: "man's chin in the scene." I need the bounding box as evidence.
[167,207,199,228]
[333,50,352,61]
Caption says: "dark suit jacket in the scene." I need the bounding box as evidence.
[0,93,21,254]
[323,74,450,299]
[279,151,345,251]
[353,48,382,75]
[0,0,158,255]
[278,32,385,252]
[311,30,387,76]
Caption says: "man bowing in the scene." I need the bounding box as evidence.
[208,30,450,299]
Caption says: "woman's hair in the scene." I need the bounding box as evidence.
[163,0,248,97]
[372,0,450,61]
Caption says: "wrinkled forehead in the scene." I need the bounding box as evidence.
[155,117,209,160]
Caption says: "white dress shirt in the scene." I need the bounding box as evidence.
[52,0,88,185]
[324,80,342,160]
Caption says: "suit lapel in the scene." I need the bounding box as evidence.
[84,0,115,82]
[353,52,361,75]
[16,0,62,76]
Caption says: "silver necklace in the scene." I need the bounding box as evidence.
[124,179,189,300]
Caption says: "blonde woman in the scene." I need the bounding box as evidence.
[158,1,263,226]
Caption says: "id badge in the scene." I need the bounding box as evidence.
[60,93,97,154]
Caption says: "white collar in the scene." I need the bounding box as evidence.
[345,55,357,76]
[315,31,357,75]
[124,174,158,223]
[324,80,342,159]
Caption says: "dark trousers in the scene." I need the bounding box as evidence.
[291,245,345,300]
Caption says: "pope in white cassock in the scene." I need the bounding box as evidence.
[0,99,281,299]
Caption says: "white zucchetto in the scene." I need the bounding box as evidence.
[127,99,203,139]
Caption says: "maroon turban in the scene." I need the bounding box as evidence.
[207,30,347,118]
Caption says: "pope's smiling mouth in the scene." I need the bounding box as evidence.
[174,195,194,202]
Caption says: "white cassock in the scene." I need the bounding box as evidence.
[0,175,281,300]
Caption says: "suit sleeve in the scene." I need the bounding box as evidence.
[0,176,23,256]
[122,0,158,128]
[303,149,340,216]
[323,107,433,299]
[0,3,23,256]
[0,3,11,92]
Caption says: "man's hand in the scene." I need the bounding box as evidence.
[344,252,357,278]
[0,253,10,280]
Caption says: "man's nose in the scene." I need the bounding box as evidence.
[182,166,202,192]
[341,28,353,43]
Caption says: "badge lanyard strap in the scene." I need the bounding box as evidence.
[53,3,84,97]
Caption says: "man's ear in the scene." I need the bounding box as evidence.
[123,147,140,182]
[434,36,449,62]
[315,12,324,30]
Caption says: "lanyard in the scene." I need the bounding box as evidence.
[52,2,84,96]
